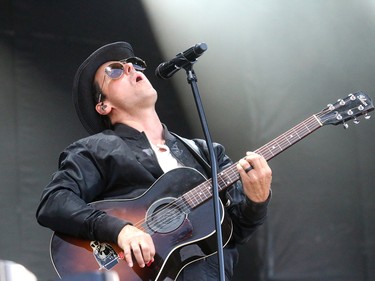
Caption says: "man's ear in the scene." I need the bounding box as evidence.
[95,103,109,115]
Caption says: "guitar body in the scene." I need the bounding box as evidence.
[51,167,233,281]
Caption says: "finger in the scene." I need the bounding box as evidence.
[238,159,252,173]
[146,258,155,267]
[244,166,253,173]
[146,235,156,259]
[139,241,152,263]
[237,161,254,180]
[123,244,133,268]
[141,235,156,264]
[131,241,145,268]
[245,152,266,169]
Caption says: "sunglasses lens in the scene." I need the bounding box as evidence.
[122,57,147,72]
[105,58,147,80]
[105,63,124,79]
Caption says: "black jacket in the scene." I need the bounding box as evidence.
[36,123,270,280]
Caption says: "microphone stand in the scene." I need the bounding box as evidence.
[183,64,225,281]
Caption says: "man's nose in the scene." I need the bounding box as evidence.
[123,63,135,75]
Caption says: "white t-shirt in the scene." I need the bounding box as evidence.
[151,144,183,172]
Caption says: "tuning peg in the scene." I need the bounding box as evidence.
[365,113,371,120]
[338,99,346,106]
[327,103,335,110]
[353,118,360,124]
[343,122,349,129]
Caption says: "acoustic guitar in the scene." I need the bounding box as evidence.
[50,92,373,281]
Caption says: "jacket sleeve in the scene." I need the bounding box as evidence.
[35,141,129,244]
[193,139,271,244]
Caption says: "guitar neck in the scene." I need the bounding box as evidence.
[255,114,323,161]
[183,114,323,208]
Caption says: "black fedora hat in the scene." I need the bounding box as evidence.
[72,41,134,135]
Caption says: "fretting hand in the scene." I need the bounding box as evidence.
[237,151,272,203]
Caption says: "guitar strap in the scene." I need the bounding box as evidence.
[170,132,212,176]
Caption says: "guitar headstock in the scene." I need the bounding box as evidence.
[318,91,374,127]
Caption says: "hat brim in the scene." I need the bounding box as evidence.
[72,42,134,135]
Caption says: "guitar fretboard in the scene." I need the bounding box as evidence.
[182,114,323,209]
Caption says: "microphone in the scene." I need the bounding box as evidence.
[155,43,208,79]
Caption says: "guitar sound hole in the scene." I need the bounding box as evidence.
[146,197,186,234]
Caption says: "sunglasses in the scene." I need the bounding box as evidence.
[97,57,147,103]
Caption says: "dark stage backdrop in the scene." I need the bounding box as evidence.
[0,1,374,281]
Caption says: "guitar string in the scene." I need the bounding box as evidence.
[129,109,331,233]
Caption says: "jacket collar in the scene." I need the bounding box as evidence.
[112,123,175,143]
[112,123,209,177]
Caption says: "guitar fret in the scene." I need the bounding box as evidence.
[183,183,210,208]
[183,190,195,208]
[284,127,301,145]
[193,187,202,206]
[264,141,283,157]
[218,172,232,191]
[303,121,312,133]
[199,184,211,201]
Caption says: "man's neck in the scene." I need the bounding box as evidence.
[133,120,164,145]
[117,111,164,145]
